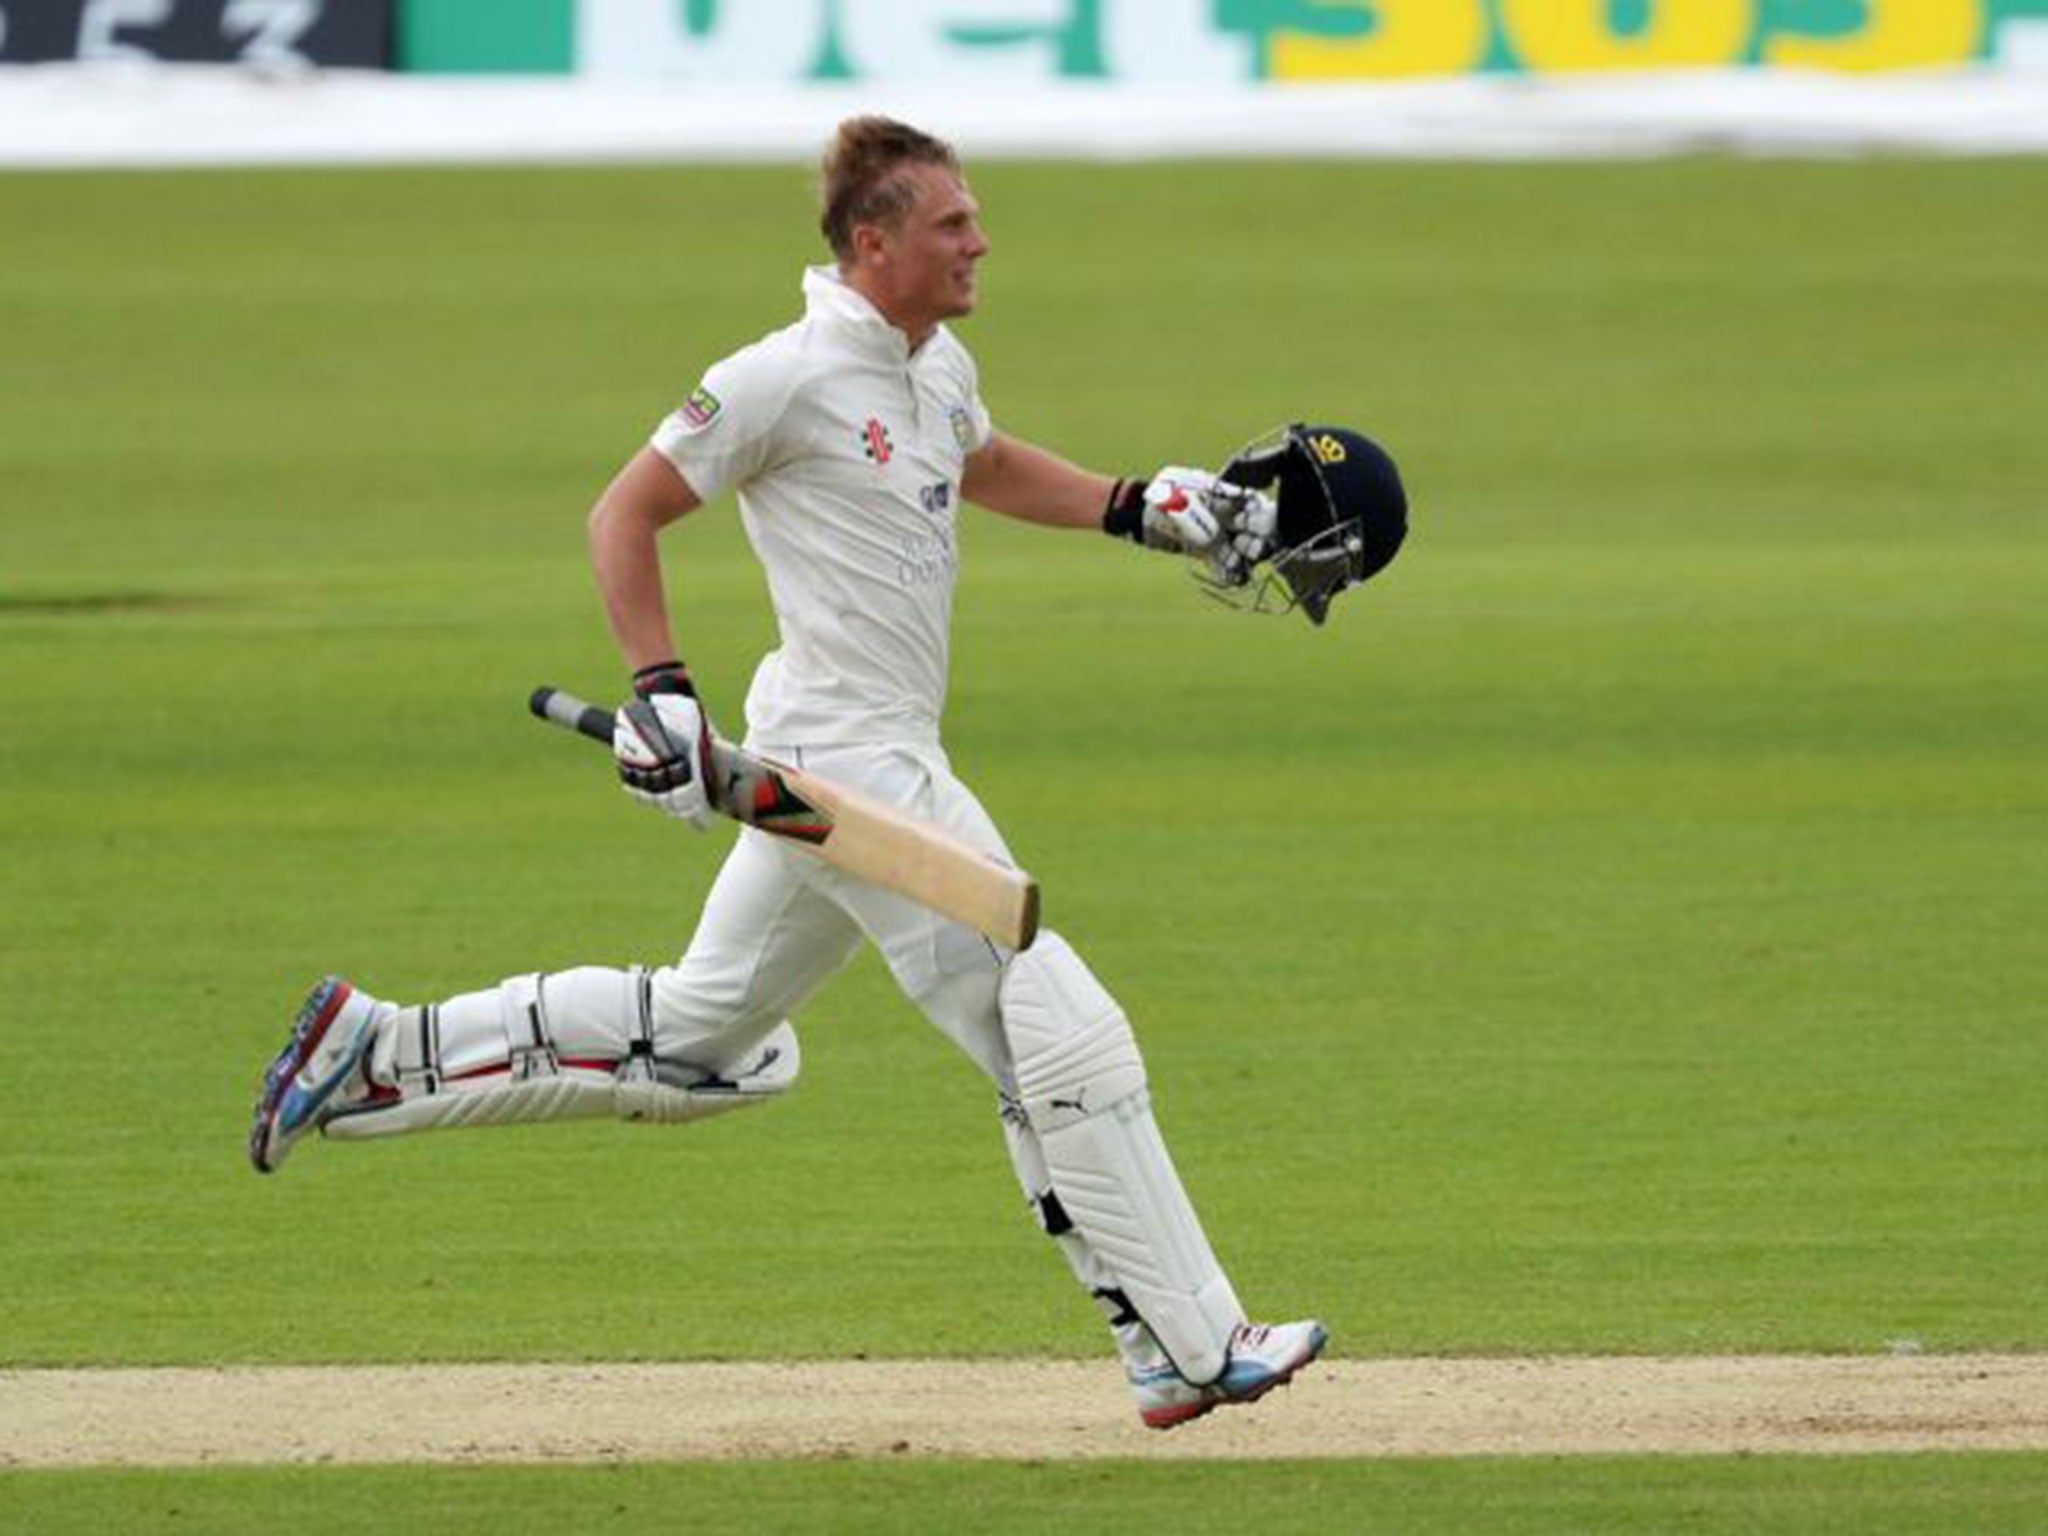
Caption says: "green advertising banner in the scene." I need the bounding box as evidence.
[397,1,2048,78]
[400,0,570,71]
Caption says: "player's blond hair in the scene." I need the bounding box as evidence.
[819,117,961,261]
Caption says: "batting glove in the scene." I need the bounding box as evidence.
[614,661,716,831]
[1142,467,1228,553]
[1201,482,1280,589]
[1103,468,1219,553]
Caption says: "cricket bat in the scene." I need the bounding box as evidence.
[529,686,1040,951]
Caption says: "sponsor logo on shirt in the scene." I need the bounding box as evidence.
[861,417,894,465]
[897,530,956,589]
[680,386,721,431]
[948,405,975,452]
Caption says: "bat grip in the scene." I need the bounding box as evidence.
[530,685,743,798]
[529,686,615,745]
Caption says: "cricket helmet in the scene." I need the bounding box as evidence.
[1218,423,1408,624]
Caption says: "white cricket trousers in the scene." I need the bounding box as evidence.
[651,739,1016,1088]
[365,742,1016,1094]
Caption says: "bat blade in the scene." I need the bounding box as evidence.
[748,754,1041,951]
[530,686,1040,950]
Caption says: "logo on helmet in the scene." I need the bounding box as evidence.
[1306,433,1348,466]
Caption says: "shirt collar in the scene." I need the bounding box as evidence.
[803,265,933,363]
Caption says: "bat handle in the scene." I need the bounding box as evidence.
[529,685,615,745]
[530,685,743,802]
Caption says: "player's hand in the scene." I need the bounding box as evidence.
[1137,466,1227,554]
[1201,482,1280,589]
[1103,468,1278,583]
[614,662,715,831]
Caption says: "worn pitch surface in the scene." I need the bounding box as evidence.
[5,1356,2047,1466]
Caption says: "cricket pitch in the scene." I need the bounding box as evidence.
[4,1355,2045,1465]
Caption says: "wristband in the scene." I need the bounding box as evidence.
[1102,477,1146,544]
[632,660,697,699]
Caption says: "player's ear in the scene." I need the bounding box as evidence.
[850,219,891,269]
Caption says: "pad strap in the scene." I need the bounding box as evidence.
[390,1005,443,1096]
[502,973,559,1080]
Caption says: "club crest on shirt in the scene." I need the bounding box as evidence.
[679,386,721,432]
[861,417,894,466]
[948,405,975,453]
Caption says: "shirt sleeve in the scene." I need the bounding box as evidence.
[964,391,993,454]
[958,346,994,453]
[650,340,792,503]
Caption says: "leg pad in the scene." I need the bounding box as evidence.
[325,1019,798,1140]
[1000,933,1243,1384]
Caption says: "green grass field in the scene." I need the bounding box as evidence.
[9,1455,2048,1536]
[3,156,2044,1526]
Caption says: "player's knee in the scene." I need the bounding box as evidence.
[615,1019,801,1123]
[998,931,1146,1130]
[645,963,788,1062]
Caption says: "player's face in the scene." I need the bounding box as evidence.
[870,164,989,338]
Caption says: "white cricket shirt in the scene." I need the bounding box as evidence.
[652,266,993,748]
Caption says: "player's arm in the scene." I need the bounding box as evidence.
[588,445,703,672]
[961,430,1116,529]
[964,430,1275,572]
[587,445,716,830]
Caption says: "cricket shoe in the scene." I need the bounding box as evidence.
[248,976,387,1174]
[1130,1320,1329,1430]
